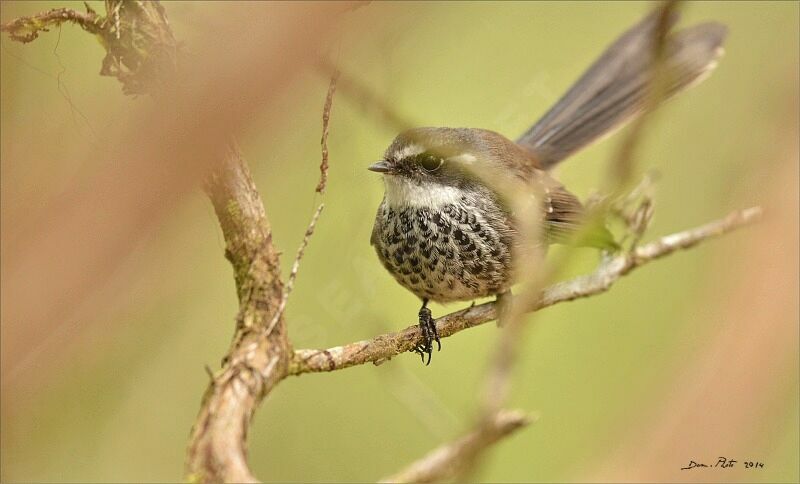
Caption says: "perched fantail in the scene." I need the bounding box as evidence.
[368,12,727,364]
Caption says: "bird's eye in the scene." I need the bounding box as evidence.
[417,153,443,172]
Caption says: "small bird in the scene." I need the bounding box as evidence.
[368,12,726,364]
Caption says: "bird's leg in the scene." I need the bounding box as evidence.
[412,299,440,365]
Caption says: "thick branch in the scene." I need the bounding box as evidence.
[290,206,762,375]
[380,410,532,483]
[186,146,291,483]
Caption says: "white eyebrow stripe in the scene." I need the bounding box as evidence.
[447,153,477,164]
[394,143,426,160]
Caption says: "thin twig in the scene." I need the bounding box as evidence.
[290,206,762,375]
[317,71,340,194]
[266,203,325,336]
[379,409,533,483]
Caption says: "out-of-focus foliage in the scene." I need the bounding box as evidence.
[1,1,797,482]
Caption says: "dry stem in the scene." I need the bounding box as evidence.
[266,203,325,335]
[317,70,340,194]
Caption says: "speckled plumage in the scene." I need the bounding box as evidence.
[371,189,514,303]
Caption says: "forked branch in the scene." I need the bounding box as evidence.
[187,146,291,483]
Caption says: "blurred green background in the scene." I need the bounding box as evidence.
[1,1,798,482]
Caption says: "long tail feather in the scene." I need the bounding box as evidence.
[517,12,727,169]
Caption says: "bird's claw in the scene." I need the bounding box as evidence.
[412,306,440,365]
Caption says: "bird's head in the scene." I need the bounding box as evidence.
[368,127,537,208]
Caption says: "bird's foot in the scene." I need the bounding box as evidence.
[412,305,440,365]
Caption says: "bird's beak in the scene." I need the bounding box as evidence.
[367,160,393,174]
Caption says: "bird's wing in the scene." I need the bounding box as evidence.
[543,185,618,250]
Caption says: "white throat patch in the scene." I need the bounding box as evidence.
[383,176,462,208]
